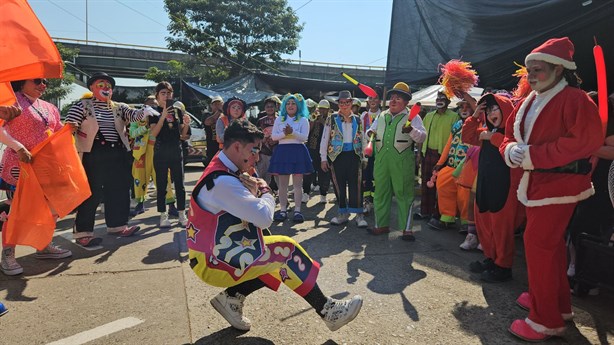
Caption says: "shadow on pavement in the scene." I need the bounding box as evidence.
[190,328,274,345]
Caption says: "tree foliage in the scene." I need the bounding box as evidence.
[164,0,303,78]
[145,59,229,86]
[41,43,78,104]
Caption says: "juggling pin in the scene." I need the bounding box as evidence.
[405,102,422,127]
[341,72,378,98]
[364,133,375,157]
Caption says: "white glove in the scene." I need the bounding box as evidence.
[143,105,160,117]
[510,145,525,165]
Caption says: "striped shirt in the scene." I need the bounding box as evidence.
[66,99,145,142]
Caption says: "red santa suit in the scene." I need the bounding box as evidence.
[501,80,602,335]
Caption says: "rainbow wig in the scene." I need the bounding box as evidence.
[280,93,309,122]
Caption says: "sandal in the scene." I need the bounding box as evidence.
[116,225,140,237]
[293,211,305,223]
[274,211,287,221]
[75,236,102,248]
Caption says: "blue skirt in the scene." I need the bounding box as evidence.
[269,143,313,175]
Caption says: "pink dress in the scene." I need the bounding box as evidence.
[0,92,63,187]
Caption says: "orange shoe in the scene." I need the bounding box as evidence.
[508,319,551,342]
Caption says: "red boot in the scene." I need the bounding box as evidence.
[508,319,551,342]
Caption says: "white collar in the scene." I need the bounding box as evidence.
[218,151,239,172]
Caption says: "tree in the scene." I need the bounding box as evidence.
[145,59,229,86]
[41,43,78,104]
[164,0,303,78]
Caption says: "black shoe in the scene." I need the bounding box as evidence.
[469,258,495,273]
[427,218,455,230]
[413,213,431,221]
[481,265,512,283]
[129,202,145,217]
[168,203,179,217]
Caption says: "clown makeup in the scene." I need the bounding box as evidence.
[388,94,408,114]
[228,103,244,119]
[486,105,502,128]
[527,60,560,93]
[285,99,297,117]
[91,79,113,102]
[367,96,380,111]
[458,102,472,119]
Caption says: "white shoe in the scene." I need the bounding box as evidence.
[321,295,363,331]
[355,214,368,228]
[210,291,251,331]
[459,233,478,251]
[331,213,349,225]
[159,212,172,228]
[35,242,72,259]
[319,195,327,204]
[178,210,188,227]
[1,247,23,276]
[302,193,310,203]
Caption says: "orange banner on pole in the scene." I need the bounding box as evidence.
[0,0,63,105]
[4,126,91,250]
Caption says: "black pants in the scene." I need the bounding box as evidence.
[303,148,330,196]
[204,144,219,168]
[75,141,132,232]
[154,145,185,212]
[329,151,362,212]
[362,154,375,198]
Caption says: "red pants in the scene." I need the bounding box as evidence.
[525,203,576,332]
[436,166,470,222]
[474,173,525,268]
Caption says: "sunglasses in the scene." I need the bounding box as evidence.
[33,79,48,86]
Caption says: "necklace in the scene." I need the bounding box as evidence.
[23,94,50,128]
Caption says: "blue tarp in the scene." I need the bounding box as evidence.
[184,74,273,105]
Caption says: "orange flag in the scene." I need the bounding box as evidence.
[4,126,91,250]
[0,0,63,105]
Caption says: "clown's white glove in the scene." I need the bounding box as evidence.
[509,145,525,165]
[143,105,160,117]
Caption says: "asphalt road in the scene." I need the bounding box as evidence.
[1,164,612,345]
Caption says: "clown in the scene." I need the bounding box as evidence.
[500,37,602,341]
[428,98,474,231]
[66,72,157,247]
[366,82,427,240]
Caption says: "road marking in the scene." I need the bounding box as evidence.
[47,317,144,345]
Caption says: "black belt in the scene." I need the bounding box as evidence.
[94,140,124,149]
[533,158,592,175]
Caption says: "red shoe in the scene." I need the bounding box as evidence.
[516,292,531,311]
[367,226,390,235]
[117,225,140,237]
[75,236,102,248]
[508,319,551,342]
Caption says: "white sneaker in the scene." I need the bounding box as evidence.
[302,193,310,203]
[321,295,363,331]
[355,214,368,228]
[1,247,23,276]
[35,242,72,259]
[331,213,349,225]
[319,195,327,204]
[210,291,251,331]
[159,212,172,228]
[459,233,479,251]
[178,210,188,227]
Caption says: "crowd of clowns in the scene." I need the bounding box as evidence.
[0,36,613,341]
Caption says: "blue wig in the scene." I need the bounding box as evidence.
[279,93,309,122]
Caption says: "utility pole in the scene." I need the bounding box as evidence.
[85,0,89,44]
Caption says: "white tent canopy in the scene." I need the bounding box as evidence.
[409,85,483,108]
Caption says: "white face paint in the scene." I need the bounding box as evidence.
[436,101,446,108]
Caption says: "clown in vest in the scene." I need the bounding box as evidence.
[320,90,368,227]
[187,120,363,332]
[501,37,602,342]
[366,83,426,240]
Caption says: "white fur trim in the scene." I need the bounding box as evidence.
[521,145,534,170]
[73,231,94,239]
[526,52,577,70]
[525,317,566,336]
[517,171,595,207]
[503,143,520,168]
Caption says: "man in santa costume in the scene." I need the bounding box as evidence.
[500,37,602,341]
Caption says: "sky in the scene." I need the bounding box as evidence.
[29,0,393,67]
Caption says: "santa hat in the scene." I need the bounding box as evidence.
[525,37,577,70]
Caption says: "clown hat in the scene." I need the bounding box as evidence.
[525,37,576,70]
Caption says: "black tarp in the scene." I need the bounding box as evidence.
[183,72,371,104]
[386,0,614,91]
